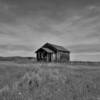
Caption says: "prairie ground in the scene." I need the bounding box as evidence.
[0,61,100,100]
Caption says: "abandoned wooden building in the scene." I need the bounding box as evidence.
[35,43,70,62]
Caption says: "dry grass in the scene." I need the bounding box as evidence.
[0,61,100,100]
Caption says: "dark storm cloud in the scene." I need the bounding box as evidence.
[0,1,17,24]
[1,0,99,23]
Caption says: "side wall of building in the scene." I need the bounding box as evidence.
[56,51,70,62]
[51,51,70,62]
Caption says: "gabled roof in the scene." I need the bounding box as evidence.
[43,43,70,53]
[35,43,70,53]
[35,47,53,53]
[42,48,53,53]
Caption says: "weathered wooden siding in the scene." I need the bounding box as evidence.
[36,51,70,62]
[55,51,70,62]
[36,43,70,62]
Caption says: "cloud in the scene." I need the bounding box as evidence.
[0,34,21,45]
[0,50,33,57]
[0,0,100,60]
[68,44,100,53]
[0,44,33,51]
[71,52,100,61]
[0,1,18,24]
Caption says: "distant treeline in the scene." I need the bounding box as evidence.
[70,61,100,66]
[0,56,36,63]
[0,57,100,65]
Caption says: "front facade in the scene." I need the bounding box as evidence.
[35,43,70,62]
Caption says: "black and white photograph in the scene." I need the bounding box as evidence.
[0,0,100,100]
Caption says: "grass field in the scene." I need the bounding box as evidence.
[0,61,100,100]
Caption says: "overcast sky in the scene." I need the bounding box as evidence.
[0,0,100,61]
